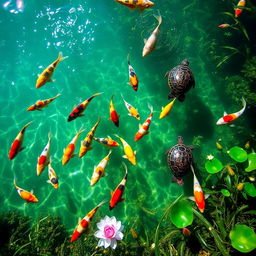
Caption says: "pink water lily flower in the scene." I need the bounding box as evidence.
[94,216,124,249]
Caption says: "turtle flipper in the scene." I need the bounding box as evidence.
[168,92,175,100]
[178,94,185,102]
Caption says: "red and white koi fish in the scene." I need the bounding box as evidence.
[109,95,120,127]
[36,52,68,88]
[134,104,153,141]
[14,180,38,203]
[235,0,246,18]
[68,93,103,122]
[90,150,112,186]
[115,0,154,11]
[109,163,128,210]
[216,97,246,125]
[8,121,32,160]
[189,165,207,213]
[142,14,162,57]
[37,133,51,176]
[70,200,106,242]
[218,24,230,28]
[27,93,61,111]
[127,54,139,91]
[121,95,140,120]
[62,129,84,165]
[93,136,119,147]
[116,135,136,165]
[47,159,58,189]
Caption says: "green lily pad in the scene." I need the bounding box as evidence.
[245,153,256,172]
[221,189,231,197]
[205,158,223,173]
[170,200,193,228]
[244,182,256,197]
[228,146,248,163]
[229,224,256,253]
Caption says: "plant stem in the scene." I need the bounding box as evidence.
[193,209,229,256]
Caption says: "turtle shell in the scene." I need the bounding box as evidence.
[167,60,195,101]
[167,144,193,180]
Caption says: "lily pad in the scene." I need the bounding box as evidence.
[244,182,256,197]
[170,200,193,228]
[221,189,231,197]
[228,146,248,163]
[205,158,223,173]
[245,153,256,172]
[229,224,256,253]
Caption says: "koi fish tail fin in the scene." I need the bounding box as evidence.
[190,164,196,176]
[96,200,107,208]
[48,132,51,140]
[114,134,121,140]
[122,162,128,177]
[58,52,69,62]
[88,92,104,102]
[153,12,162,26]
[13,179,17,188]
[21,121,33,133]
[111,95,115,101]
[107,150,112,157]
[55,93,61,98]
[78,127,85,136]
[121,94,125,103]
[148,103,154,113]
[127,53,131,65]
[241,97,246,109]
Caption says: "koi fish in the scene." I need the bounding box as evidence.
[116,135,136,165]
[27,93,61,111]
[218,24,230,28]
[90,150,112,186]
[235,0,246,18]
[216,97,246,125]
[14,180,38,203]
[47,159,58,189]
[36,52,68,88]
[109,163,128,210]
[68,93,103,122]
[121,95,140,120]
[8,121,32,160]
[134,104,153,141]
[37,133,51,176]
[127,54,139,91]
[93,136,119,147]
[109,95,120,127]
[115,0,154,11]
[142,14,162,57]
[159,98,176,119]
[79,118,101,158]
[189,165,206,213]
[62,129,84,165]
[70,200,106,242]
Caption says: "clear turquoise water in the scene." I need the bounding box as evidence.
[0,0,253,233]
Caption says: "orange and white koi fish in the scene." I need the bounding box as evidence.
[218,24,230,28]
[47,159,58,189]
[8,121,32,160]
[109,163,128,210]
[121,95,140,120]
[37,133,51,176]
[109,95,120,127]
[27,93,61,111]
[70,200,106,242]
[115,0,154,11]
[62,129,84,165]
[127,54,139,91]
[36,52,68,88]
[68,93,103,122]
[79,118,101,158]
[90,150,112,186]
[93,136,119,147]
[159,98,176,119]
[116,135,136,165]
[142,14,162,57]
[14,180,38,203]
[235,0,246,18]
[189,165,206,213]
[216,97,246,125]
[134,104,153,141]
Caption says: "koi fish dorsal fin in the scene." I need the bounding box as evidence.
[188,196,195,202]
[223,111,227,116]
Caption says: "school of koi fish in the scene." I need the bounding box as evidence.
[7,0,248,242]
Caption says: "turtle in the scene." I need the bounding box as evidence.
[166,59,195,101]
[166,136,194,185]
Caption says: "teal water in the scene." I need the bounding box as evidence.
[0,0,254,235]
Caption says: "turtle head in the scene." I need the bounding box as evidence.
[181,59,189,66]
[178,136,183,144]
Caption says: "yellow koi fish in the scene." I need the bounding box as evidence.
[121,95,140,120]
[47,159,58,189]
[79,118,101,158]
[159,98,176,119]
[36,52,68,88]
[90,150,112,186]
[116,135,136,165]
[27,94,61,111]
